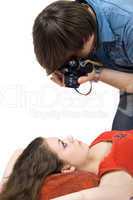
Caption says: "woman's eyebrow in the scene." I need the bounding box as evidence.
[58,139,62,147]
[58,139,60,144]
[58,139,65,148]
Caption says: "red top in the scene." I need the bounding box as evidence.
[89,130,133,178]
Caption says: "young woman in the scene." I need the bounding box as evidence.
[1,130,133,200]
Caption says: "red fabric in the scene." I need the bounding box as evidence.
[89,130,133,178]
[39,171,99,200]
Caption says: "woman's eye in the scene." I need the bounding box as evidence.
[62,141,67,148]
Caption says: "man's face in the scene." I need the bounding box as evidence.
[49,34,96,86]
[76,34,95,58]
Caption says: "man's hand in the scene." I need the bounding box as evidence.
[78,69,96,84]
[50,69,96,87]
[50,71,65,87]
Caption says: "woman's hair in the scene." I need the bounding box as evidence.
[0,137,64,200]
[33,0,97,75]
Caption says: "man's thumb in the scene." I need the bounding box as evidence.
[78,76,89,84]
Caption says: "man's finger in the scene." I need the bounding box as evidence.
[50,77,64,86]
[50,73,65,86]
[78,76,90,84]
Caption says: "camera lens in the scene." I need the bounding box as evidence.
[64,74,79,88]
[68,60,78,68]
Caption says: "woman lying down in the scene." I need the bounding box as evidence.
[0,130,133,200]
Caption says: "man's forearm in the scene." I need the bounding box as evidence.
[99,68,133,93]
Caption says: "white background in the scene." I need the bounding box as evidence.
[0,0,119,180]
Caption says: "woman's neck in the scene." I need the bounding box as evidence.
[78,142,112,175]
[77,148,99,174]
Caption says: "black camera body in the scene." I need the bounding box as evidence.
[59,58,94,88]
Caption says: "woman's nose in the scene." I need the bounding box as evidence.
[66,135,74,143]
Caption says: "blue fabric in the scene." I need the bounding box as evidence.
[112,92,133,130]
[84,0,133,73]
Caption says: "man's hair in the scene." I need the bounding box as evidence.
[33,0,97,75]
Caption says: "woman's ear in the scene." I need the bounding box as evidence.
[61,164,76,174]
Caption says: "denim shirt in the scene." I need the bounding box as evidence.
[84,0,133,73]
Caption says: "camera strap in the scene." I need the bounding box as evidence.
[74,59,103,95]
[85,59,103,67]
[74,81,92,96]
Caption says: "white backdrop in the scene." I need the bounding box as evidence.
[0,0,119,180]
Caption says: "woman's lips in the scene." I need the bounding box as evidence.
[78,140,82,145]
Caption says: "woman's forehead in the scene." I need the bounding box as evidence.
[45,137,62,154]
[45,137,59,148]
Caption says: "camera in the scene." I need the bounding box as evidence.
[59,58,94,88]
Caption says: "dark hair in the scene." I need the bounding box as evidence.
[32,0,97,75]
[0,137,64,200]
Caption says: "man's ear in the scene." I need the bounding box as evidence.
[61,164,76,174]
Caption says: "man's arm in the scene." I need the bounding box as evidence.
[98,68,133,93]
[78,68,133,93]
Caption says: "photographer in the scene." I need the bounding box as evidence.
[33,0,133,130]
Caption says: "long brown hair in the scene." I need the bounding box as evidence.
[0,137,64,200]
[32,0,97,75]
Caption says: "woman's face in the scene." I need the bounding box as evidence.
[45,136,89,169]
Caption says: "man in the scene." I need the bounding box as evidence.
[33,0,133,130]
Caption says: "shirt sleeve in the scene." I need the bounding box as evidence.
[124,18,133,64]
